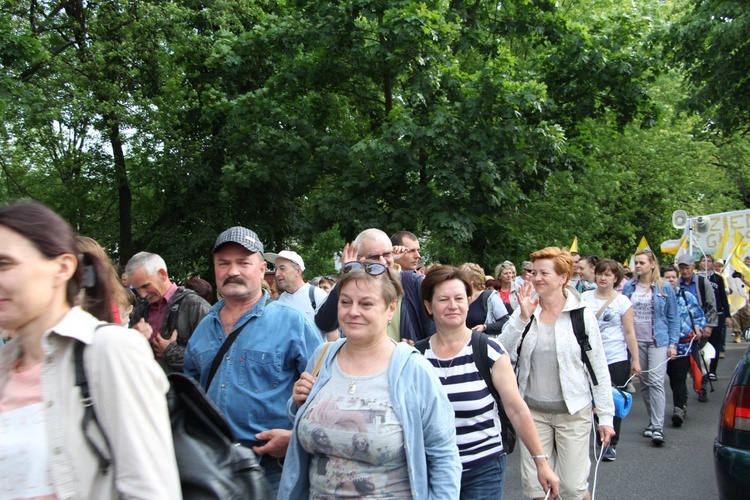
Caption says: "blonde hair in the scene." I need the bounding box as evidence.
[494,260,516,280]
[634,249,665,292]
[458,263,486,292]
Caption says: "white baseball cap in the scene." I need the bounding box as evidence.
[265,250,305,271]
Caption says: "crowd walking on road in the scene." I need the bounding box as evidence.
[0,199,744,499]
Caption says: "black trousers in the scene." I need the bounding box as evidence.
[667,355,690,409]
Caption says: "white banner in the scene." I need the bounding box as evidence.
[661,208,750,257]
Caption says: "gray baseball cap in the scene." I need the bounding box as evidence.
[213,226,264,254]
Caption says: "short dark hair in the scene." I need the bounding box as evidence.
[595,259,624,288]
[0,200,114,320]
[485,279,502,291]
[581,255,600,268]
[390,230,418,246]
[661,264,678,277]
[184,277,214,304]
[421,265,472,318]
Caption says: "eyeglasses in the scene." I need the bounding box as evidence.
[323,275,338,282]
[342,262,388,276]
[364,251,393,261]
[523,269,533,273]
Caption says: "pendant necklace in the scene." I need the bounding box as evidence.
[435,329,471,380]
[344,343,385,395]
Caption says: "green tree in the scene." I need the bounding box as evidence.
[663,0,750,136]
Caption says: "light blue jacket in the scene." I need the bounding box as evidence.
[278,339,461,499]
[621,279,680,347]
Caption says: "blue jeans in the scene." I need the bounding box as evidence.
[460,454,506,500]
[258,455,283,497]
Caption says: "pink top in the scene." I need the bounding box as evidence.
[0,363,56,499]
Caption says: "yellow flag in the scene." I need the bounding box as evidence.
[570,236,578,253]
[716,218,730,260]
[728,237,750,276]
[637,236,650,252]
[726,236,750,313]
[662,235,687,255]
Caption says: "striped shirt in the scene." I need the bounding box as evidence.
[424,336,506,470]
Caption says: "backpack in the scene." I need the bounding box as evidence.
[515,308,599,386]
[415,331,517,454]
[308,285,317,310]
[74,330,271,499]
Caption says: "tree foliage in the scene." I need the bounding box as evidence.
[663,0,750,136]
[0,0,747,279]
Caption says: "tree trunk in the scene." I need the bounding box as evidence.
[106,119,132,266]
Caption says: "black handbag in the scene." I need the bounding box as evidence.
[167,372,271,500]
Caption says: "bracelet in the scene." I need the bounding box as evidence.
[531,454,548,460]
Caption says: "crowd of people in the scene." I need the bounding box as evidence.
[0,199,746,499]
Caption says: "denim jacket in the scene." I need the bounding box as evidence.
[184,292,322,445]
[278,340,461,499]
[621,279,680,347]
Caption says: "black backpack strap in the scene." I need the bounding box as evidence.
[309,285,317,311]
[471,331,499,402]
[74,330,113,474]
[414,336,431,355]
[515,314,535,361]
[570,308,598,386]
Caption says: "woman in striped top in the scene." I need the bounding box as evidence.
[421,265,559,499]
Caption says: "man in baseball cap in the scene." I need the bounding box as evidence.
[265,250,333,339]
[184,226,322,495]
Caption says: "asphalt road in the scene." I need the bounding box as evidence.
[501,340,748,500]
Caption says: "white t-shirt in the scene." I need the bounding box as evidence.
[277,282,328,324]
[582,292,632,364]
[630,284,654,343]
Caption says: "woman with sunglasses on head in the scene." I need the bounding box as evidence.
[581,259,641,462]
[499,247,614,500]
[621,250,680,446]
[318,275,337,294]
[279,261,461,498]
[419,265,559,499]
[0,200,180,499]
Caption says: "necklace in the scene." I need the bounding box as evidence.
[343,343,386,394]
[434,329,471,379]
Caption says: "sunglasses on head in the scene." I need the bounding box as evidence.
[323,275,338,282]
[342,261,388,276]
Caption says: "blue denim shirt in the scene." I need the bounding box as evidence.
[622,279,680,347]
[278,340,461,499]
[183,291,322,445]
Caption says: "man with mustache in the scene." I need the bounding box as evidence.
[126,251,210,373]
[183,226,322,495]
